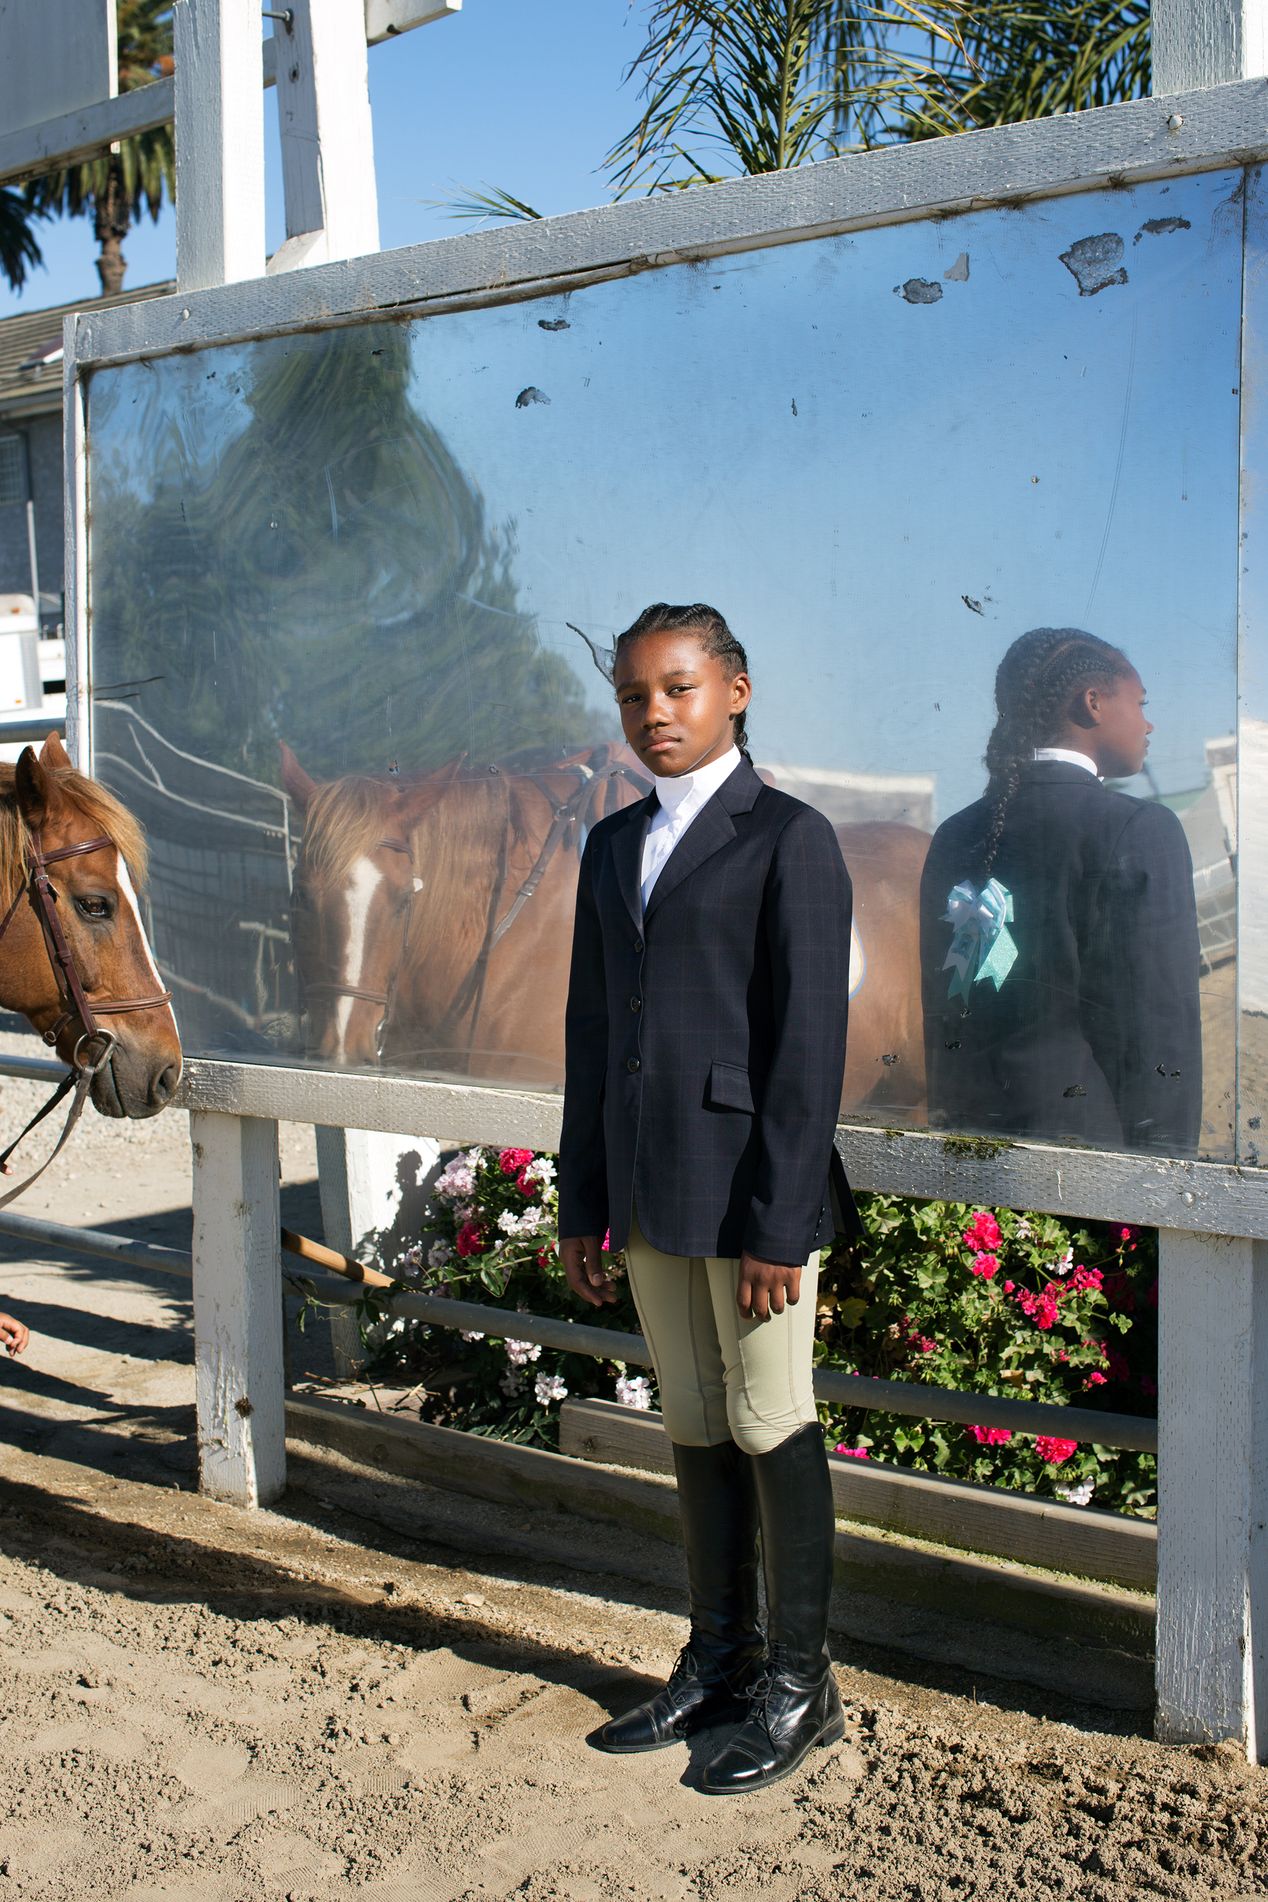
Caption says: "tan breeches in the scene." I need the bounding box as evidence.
[623,1216,821,1457]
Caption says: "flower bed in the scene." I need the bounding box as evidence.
[356,1147,1158,1518]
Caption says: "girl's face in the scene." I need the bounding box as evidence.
[1087,668,1153,778]
[613,630,752,778]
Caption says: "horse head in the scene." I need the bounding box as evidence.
[281,743,463,1066]
[5,734,182,1117]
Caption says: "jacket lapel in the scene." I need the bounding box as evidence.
[643,756,764,924]
[610,793,654,930]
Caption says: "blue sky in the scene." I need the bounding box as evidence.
[0,0,641,316]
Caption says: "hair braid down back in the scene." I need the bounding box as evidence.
[979,627,1131,877]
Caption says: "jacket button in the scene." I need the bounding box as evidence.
[633,936,644,953]
[626,1056,640,1073]
[629,995,642,1011]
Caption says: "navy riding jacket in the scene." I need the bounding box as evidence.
[559,755,855,1262]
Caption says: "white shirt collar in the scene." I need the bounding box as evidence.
[651,745,742,816]
[1033,746,1100,778]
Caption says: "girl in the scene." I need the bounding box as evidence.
[559,602,855,1795]
[920,627,1202,1153]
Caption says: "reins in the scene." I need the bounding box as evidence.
[0,829,172,1208]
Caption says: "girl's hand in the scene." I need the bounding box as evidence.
[0,1312,29,1356]
[737,1255,802,1322]
[561,1236,620,1309]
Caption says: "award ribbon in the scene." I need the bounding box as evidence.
[942,877,1017,1003]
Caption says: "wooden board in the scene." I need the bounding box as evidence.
[560,1398,1157,1593]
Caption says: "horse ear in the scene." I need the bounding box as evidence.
[39,731,72,771]
[279,741,318,812]
[15,747,52,830]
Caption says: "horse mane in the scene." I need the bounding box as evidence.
[0,763,149,913]
[300,776,402,886]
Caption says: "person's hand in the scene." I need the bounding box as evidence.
[561,1236,620,1308]
[0,1312,29,1356]
[737,1254,801,1322]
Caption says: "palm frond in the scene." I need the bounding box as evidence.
[427,184,544,224]
[0,189,44,293]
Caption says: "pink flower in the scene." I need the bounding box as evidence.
[1035,1435,1078,1465]
[1003,1280,1014,1293]
[917,1336,937,1354]
[969,1252,999,1280]
[1085,1371,1107,1387]
[1014,1286,1059,1329]
[454,1220,487,1258]
[963,1211,1002,1252]
[968,1425,1013,1446]
[1119,1226,1136,1243]
[834,1444,870,1459]
[499,1148,534,1176]
[1066,1265,1104,1293]
[601,1229,611,1252]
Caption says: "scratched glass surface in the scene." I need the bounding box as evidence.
[85,167,1242,1158]
[1238,167,1268,1169]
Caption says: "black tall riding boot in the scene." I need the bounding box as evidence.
[701,1423,844,1793]
[591,1439,764,1753]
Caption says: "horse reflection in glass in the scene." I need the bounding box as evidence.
[280,742,927,1112]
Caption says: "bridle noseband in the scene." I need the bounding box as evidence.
[0,828,174,1205]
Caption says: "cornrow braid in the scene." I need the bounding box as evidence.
[979,627,1132,877]
[614,602,752,757]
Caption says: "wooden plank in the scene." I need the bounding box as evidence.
[269,0,380,272]
[364,0,460,43]
[168,1055,1268,1241]
[68,76,1268,369]
[61,336,88,771]
[191,1111,285,1506]
[313,1126,439,1375]
[1155,1230,1268,1758]
[559,1398,1156,1592]
[1153,0,1268,93]
[285,1393,1154,1669]
[172,0,265,292]
[0,0,117,142]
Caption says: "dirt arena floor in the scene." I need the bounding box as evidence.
[0,1046,1265,1900]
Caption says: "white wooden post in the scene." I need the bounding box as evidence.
[1156,1230,1268,1757]
[315,1125,441,1375]
[268,0,380,274]
[1151,0,1268,92]
[190,1111,286,1506]
[172,0,266,291]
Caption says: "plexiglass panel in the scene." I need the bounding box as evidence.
[86,168,1243,1157]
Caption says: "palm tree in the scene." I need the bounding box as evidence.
[606,0,1149,196]
[24,0,174,296]
[0,188,44,293]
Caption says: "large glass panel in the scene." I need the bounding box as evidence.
[86,168,1242,1157]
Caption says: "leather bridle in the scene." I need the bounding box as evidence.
[0,828,173,1207]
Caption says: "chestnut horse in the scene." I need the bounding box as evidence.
[0,735,182,1119]
[281,743,928,1111]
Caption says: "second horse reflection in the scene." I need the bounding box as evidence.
[920,628,1202,1154]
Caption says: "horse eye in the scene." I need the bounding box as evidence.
[75,895,112,921]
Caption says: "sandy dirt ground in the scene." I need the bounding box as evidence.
[0,1036,1266,1901]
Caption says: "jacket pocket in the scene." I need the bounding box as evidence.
[707,1060,755,1113]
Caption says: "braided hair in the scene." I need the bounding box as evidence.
[980,627,1132,876]
[613,602,752,756]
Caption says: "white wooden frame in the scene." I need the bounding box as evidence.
[61,49,1268,1758]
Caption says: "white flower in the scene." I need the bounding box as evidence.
[460,1330,485,1343]
[1014,1218,1034,1239]
[386,1318,407,1337]
[534,1371,568,1406]
[433,1157,476,1201]
[428,1240,453,1270]
[1055,1477,1095,1507]
[401,1245,424,1280]
[523,1156,556,1186]
[504,1338,541,1368]
[499,1370,524,1397]
[1048,1247,1075,1277]
[615,1373,652,1411]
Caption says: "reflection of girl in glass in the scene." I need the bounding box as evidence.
[920,628,1202,1153]
[558,603,856,1793]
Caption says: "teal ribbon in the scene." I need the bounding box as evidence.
[942,877,1017,1003]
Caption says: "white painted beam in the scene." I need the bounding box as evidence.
[1156,1229,1268,1759]
[269,0,380,273]
[173,0,266,291]
[0,76,174,188]
[1152,0,1268,92]
[190,1111,286,1506]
